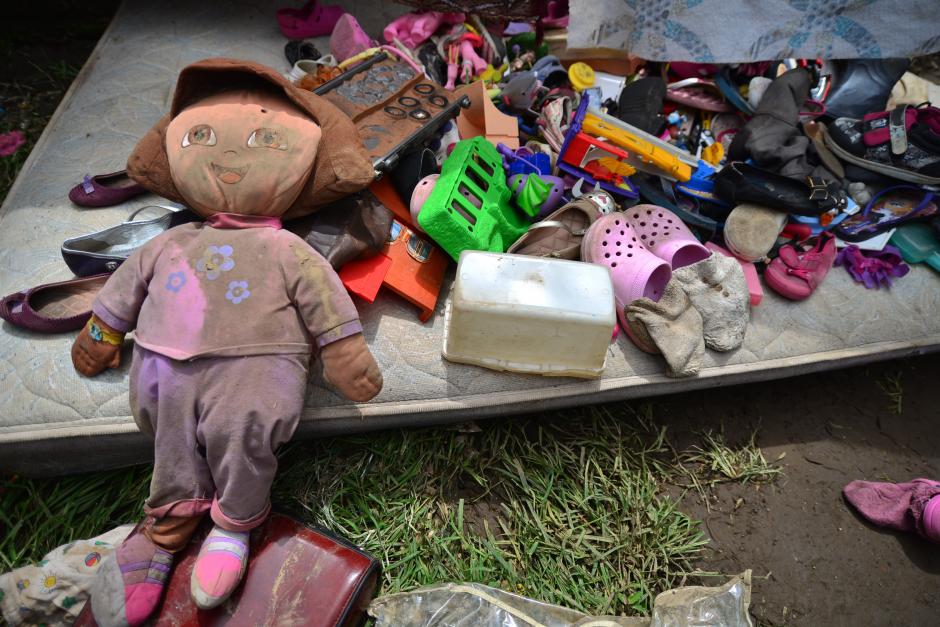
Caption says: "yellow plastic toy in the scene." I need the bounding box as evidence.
[568,62,595,92]
[581,112,693,181]
[701,142,724,167]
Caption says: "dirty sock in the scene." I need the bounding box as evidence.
[91,527,174,627]
[625,279,705,378]
[843,478,940,543]
[190,526,250,609]
[673,251,750,352]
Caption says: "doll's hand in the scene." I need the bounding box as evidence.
[320,333,383,402]
[72,316,124,377]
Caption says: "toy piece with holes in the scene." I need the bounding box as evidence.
[314,52,468,173]
[418,137,528,261]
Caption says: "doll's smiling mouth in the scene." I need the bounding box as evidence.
[211,163,250,184]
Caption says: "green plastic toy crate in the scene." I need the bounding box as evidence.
[418,137,528,261]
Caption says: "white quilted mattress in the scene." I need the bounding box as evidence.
[3,0,940,475]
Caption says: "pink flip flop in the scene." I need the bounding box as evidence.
[581,212,671,350]
[620,204,711,269]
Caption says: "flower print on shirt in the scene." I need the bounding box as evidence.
[225,280,251,304]
[165,271,187,293]
[196,245,235,280]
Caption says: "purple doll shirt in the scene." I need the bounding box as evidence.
[92,212,363,360]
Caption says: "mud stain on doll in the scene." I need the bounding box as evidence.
[290,243,344,329]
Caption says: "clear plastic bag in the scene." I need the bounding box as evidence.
[369,572,753,627]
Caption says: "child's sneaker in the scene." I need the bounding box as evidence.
[825,105,940,185]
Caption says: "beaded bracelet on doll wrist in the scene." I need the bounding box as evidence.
[87,317,125,346]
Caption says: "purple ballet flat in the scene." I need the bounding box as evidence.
[0,273,111,333]
[68,170,147,207]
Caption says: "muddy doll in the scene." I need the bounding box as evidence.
[71,59,380,626]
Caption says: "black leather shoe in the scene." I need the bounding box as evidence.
[714,161,847,216]
[824,58,910,120]
[62,206,199,276]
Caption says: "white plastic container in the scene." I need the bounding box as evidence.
[442,251,616,378]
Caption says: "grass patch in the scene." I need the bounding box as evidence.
[0,466,150,572]
[679,429,782,497]
[273,407,709,616]
[877,371,904,415]
[0,79,63,202]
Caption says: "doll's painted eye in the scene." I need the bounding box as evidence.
[247,128,288,151]
[181,124,216,147]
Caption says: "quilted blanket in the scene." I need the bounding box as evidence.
[568,0,940,62]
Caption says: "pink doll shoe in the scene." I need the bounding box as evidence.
[621,204,711,269]
[410,174,439,232]
[190,526,250,609]
[581,212,672,351]
[90,525,174,626]
[277,1,345,40]
[330,14,376,63]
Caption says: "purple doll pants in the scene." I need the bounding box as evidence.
[129,344,310,531]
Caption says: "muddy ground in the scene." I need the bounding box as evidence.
[660,353,940,626]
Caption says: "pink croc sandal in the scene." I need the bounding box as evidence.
[329,14,376,62]
[277,1,345,40]
[621,204,711,269]
[582,212,672,351]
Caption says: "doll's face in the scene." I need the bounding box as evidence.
[166,89,322,216]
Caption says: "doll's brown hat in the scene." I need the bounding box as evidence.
[126,58,375,219]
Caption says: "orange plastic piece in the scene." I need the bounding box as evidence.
[345,180,450,321]
[371,177,416,229]
[339,253,392,303]
[383,220,449,322]
[455,80,519,149]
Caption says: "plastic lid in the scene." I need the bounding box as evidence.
[568,62,595,91]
